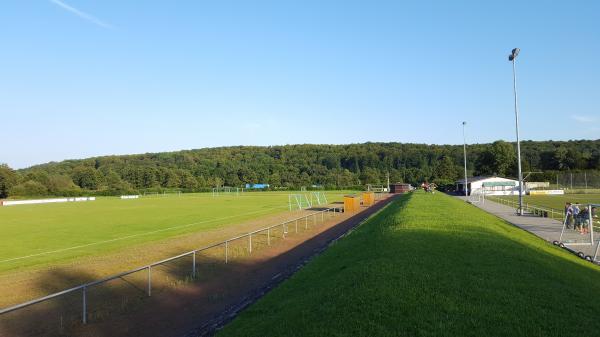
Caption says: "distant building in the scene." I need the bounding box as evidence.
[390,183,412,194]
[455,176,519,196]
[245,183,270,189]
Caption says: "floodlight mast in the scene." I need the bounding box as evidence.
[509,48,524,215]
[462,121,468,197]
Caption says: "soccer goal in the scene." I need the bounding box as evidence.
[310,191,328,206]
[556,203,599,261]
[212,186,240,197]
[288,194,312,211]
[144,191,160,197]
[163,190,182,197]
[366,184,385,192]
[468,188,486,204]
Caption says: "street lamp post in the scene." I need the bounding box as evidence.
[509,48,524,215]
[462,122,468,197]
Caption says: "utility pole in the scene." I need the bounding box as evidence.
[462,121,468,197]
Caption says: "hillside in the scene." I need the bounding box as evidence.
[1,140,599,198]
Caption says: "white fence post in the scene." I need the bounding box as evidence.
[192,251,196,278]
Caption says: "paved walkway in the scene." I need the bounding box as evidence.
[456,196,599,258]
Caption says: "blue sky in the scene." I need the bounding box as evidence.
[1,1,598,168]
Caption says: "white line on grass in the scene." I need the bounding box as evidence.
[0,206,287,264]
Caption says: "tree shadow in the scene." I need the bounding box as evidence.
[0,195,398,337]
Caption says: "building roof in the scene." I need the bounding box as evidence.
[455,176,517,184]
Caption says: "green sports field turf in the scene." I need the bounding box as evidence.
[0,191,347,273]
[218,192,600,337]
[492,193,600,211]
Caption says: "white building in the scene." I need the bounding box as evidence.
[456,176,520,196]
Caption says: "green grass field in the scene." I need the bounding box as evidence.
[492,193,600,211]
[218,192,600,336]
[0,191,347,274]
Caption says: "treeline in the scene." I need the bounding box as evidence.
[1,140,599,198]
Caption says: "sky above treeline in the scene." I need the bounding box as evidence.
[1,0,599,169]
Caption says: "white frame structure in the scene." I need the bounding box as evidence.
[162,190,182,197]
[558,203,597,248]
[310,191,328,206]
[288,194,312,211]
[468,188,486,204]
[212,187,240,197]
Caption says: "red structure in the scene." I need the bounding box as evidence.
[390,183,411,194]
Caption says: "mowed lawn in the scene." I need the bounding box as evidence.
[219,192,600,337]
[0,192,346,273]
[494,193,600,211]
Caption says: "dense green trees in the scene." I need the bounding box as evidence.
[0,164,18,198]
[1,139,599,198]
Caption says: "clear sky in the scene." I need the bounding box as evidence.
[1,1,598,169]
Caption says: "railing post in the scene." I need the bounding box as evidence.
[321,211,324,222]
[82,286,87,324]
[295,219,298,233]
[313,214,316,226]
[268,228,271,245]
[249,234,252,253]
[192,251,196,278]
[225,241,229,263]
[147,266,152,297]
[305,216,308,229]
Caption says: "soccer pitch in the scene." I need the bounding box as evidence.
[491,193,600,211]
[0,191,348,274]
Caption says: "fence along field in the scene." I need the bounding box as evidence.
[0,192,349,305]
[0,191,371,337]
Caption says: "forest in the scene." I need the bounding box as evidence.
[1,139,599,198]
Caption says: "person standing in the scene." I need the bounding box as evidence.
[565,202,574,229]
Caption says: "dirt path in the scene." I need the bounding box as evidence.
[0,195,396,337]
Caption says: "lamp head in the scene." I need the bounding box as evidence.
[508,48,520,61]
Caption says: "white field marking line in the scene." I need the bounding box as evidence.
[0,206,288,264]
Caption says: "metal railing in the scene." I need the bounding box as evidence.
[487,196,565,221]
[0,206,342,326]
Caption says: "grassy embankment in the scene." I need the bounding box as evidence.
[219,191,600,337]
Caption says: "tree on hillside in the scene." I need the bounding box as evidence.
[72,166,100,189]
[0,164,18,198]
[475,141,516,177]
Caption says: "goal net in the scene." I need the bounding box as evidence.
[288,194,312,211]
[468,188,486,204]
[557,203,599,262]
[162,190,182,197]
[310,191,328,206]
[212,187,240,197]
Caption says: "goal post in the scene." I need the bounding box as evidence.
[310,191,328,206]
[555,203,599,262]
[288,194,312,211]
[212,186,240,197]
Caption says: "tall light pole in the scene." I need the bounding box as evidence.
[509,48,524,215]
[462,121,468,197]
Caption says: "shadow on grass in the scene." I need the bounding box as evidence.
[0,195,398,337]
[216,192,600,337]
